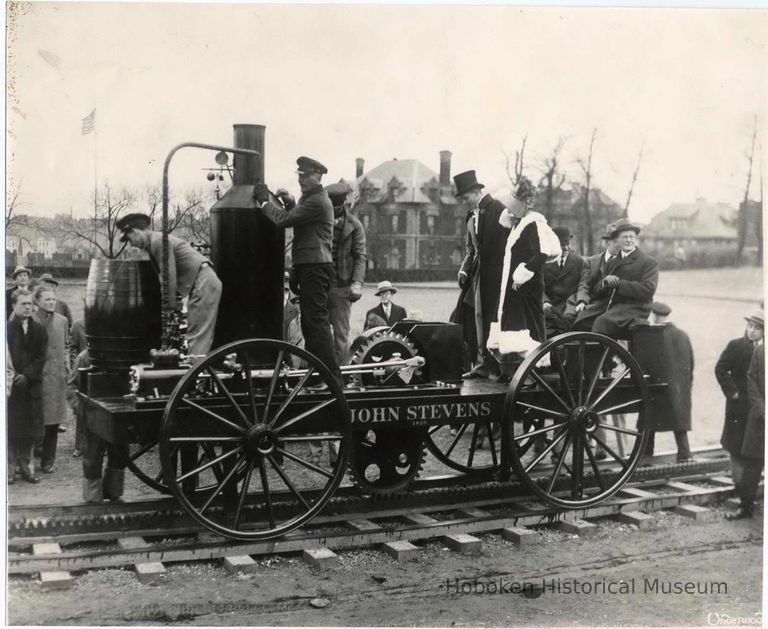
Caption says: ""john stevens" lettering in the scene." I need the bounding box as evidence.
[351,401,492,424]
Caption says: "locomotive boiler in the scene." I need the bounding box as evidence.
[79,123,664,541]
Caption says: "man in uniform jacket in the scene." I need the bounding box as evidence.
[364,281,407,329]
[572,218,658,339]
[254,156,341,384]
[7,288,47,484]
[542,226,583,336]
[325,181,366,365]
[454,170,511,379]
[6,266,32,320]
[117,212,223,358]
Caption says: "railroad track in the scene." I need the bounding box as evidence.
[8,447,742,584]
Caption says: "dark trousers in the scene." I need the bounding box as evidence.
[8,435,34,476]
[737,457,764,512]
[644,430,691,460]
[295,263,341,380]
[41,424,59,469]
[82,429,129,480]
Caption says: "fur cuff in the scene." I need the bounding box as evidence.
[499,209,516,229]
[486,323,540,355]
[512,263,534,285]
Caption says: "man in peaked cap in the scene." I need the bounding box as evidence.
[454,170,511,379]
[116,212,222,359]
[6,265,32,319]
[542,226,583,335]
[253,156,342,386]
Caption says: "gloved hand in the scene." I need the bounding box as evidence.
[288,268,299,295]
[602,274,620,288]
[543,301,553,313]
[275,188,296,210]
[253,183,270,205]
[348,282,363,303]
[13,374,27,388]
[458,271,467,289]
[575,301,586,313]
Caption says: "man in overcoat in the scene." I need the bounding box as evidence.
[573,224,620,317]
[7,288,47,484]
[6,265,32,320]
[572,218,658,339]
[542,226,583,336]
[38,273,74,329]
[640,302,694,463]
[454,170,510,379]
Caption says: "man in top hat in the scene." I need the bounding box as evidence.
[572,218,658,339]
[454,170,510,379]
[542,226,583,336]
[364,281,407,329]
[6,265,32,320]
[253,156,341,384]
[38,273,73,328]
[325,181,366,365]
[116,212,222,358]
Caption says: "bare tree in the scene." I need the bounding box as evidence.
[758,147,764,264]
[538,137,568,222]
[503,134,528,187]
[143,184,207,235]
[736,115,758,266]
[577,128,598,254]
[5,185,23,230]
[623,144,644,218]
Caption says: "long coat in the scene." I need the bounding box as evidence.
[459,194,510,344]
[487,212,560,354]
[715,336,755,455]
[33,310,69,426]
[650,323,693,431]
[574,247,658,332]
[543,252,583,310]
[741,343,764,460]
[7,315,47,439]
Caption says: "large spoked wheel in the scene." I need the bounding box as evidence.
[159,339,351,540]
[425,420,503,474]
[505,331,649,509]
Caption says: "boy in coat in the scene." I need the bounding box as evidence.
[542,226,583,335]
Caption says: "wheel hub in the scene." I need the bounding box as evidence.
[570,406,600,433]
[245,423,277,455]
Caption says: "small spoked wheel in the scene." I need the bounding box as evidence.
[159,339,351,540]
[425,421,503,474]
[505,331,649,508]
[122,439,169,494]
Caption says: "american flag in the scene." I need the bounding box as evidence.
[81,109,95,135]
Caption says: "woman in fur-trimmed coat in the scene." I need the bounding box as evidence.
[487,205,561,357]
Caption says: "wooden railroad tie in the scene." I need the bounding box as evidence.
[617,511,655,530]
[32,543,72,590]
[302,548,340,571]
[117,537,166,583]
[402,513,482,554]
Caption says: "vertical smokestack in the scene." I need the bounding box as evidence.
[355,158,365,178]
[232,124,265,184]
[439,151,452,186]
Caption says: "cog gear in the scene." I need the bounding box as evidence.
[349,330,421,387]
[349,427,427,495]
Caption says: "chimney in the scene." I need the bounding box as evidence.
[355,158,365,178]
[439,150,452,186]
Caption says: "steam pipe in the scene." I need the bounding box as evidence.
[161,142,260,348]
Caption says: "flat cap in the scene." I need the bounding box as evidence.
[38,272,58,286]
[296,156,328,175]
[116,213,151,234]
[325,181,352,207]
[651,302,671,316]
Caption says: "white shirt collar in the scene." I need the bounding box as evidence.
[621,247,637,258]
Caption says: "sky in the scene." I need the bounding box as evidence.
[5,3,767,224]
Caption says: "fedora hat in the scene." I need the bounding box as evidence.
[38,272,58,286]
[610,218,641,239]
[745,311,764,327]
[375,280,397,296]
[601,223,616,240]
[11,265,31,279]
[453,170,484,197]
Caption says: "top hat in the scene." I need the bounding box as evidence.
[116,213,152,241]
[11,265,31,279]
[325,181,352,207]
[610,218,641,239]
[296,156,328,175]
[651,302,671,316]
[745,311,764,327]
[552,226,573,245]
[453,170,484,197]
[38,272,58,286]
[375,280,397,296]
[601,223,616,240]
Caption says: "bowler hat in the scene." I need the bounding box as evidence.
[651,302,671,316]
[296,156,328,175]
[38,272,59,287]
[11,265,31,279]
[553,226,573,245]
[610,218,641,239]
[116,213,152,241]
[453,170,484,197]
[375,280,397,296]
[325,181,352,207]
[745,311,764,327]
[601,223,616,240]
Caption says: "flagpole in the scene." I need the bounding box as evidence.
[93,125,98,257]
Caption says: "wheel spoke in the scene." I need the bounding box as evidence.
[486,422,499,467]
[168,436,243,442]
[515,401,569,418]
[181,398,247,435]
[584,346,611,405]
[589,367,631,409]
[176,446,243,483]
[576,341,586,405]
[273,398,336,435]
[207,366,252,428]
[201,442,226,484]
[277,434,344,442]
[240,351,261,424]
[571,433,584,499]
[597,421,640,437]
[233,461,256,529]
[269,366,316,428]
[445,424,469,458]
[199,453,247,515]
[524,427,569,474]
[591,433,629,471]
[262,350,285,425]
[131,441,157,461]
[277,447,334,479]
[584,441,606,491]
[466,423,481,467]
[546,432,573,494]
[267,454,311,510]
[512,421,568,442]
[528,369,571,413]
[258,456,276,529]
[552,349,575,407]
[595,398,643,416]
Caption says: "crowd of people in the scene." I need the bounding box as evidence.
[5,155,764,521]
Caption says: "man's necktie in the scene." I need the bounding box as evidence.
[559,258,565,269]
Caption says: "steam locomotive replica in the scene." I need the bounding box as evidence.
[80,124,666,541]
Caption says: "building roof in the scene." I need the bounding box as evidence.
[355,158,444,205]
[644,199,738,239]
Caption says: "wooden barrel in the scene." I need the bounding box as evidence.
[85,259,161,370]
